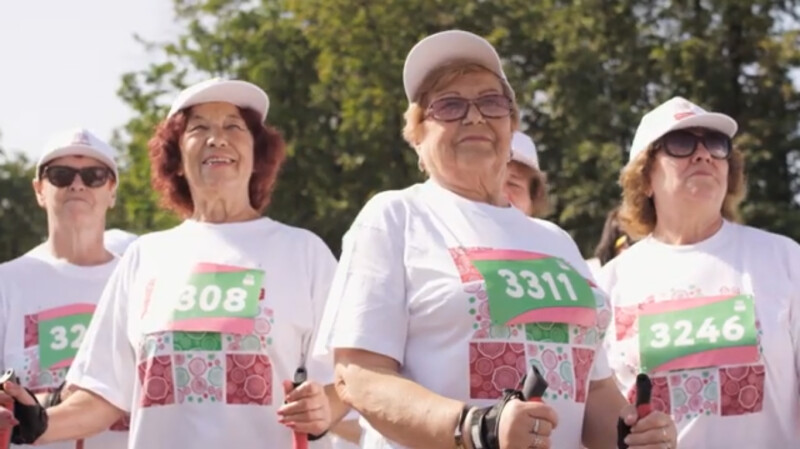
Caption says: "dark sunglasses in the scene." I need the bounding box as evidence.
[41,165,113,188]
[656,130,732,160]
[426,94,513,122]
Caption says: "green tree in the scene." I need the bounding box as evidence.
[111,0,800,257]
[0,137,46,261]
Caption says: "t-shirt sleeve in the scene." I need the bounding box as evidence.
[784,240,800,384]
[313,193,409,365]
[304,233,339,385]
[66,245,138,413]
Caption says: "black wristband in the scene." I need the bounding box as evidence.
[10,386,49,445]
[471,388,524,449]
[46,381,66,408]
[469,406,489,449]
[307,430,328,441]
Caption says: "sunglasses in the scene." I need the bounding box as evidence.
[41,165,113,188]
[426,94,513,122]
[656,130,732,160]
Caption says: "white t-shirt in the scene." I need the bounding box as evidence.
[0,244,128,449]
[67,218,337,449]
[585,257,602,281]
[314,180,613,449]
[104,229,138,256]
[599,220,800,448]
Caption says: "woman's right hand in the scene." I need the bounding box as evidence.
[1,379,38,406]
[0,390,20,430]
[498,398,558,449]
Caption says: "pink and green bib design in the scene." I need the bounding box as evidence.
[467,249,597,327]
[38,304,96,370]
[164,263,263,335]
[638,294,758,373]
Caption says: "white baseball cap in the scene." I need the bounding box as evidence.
[628,96,738,162]
[511,131,539,170]
[167,78,270,121]
[403,30,511,102]
[36,128,119,180]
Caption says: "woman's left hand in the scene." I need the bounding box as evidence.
[278,379,331,436]
[620,406,677,449]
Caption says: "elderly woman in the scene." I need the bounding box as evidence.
[504,132,550,218]
[0,79,343,448]
[0,129,129,449]
[314,30,676,449]
[599,97,800,447]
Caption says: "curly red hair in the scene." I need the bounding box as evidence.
[148,106,286,217]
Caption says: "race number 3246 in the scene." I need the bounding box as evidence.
[638,294,758,373]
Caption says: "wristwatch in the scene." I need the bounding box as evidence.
[454,405,471,448]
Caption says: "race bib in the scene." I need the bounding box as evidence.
[146,263,263,335]
[638,294,759,373]
[38,304,95,370]
[468,249,597,327]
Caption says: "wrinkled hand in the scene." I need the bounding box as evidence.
[277,380,331,436]
[620,405,677,449]
[1,380,37,407]
[0,391,19,430]
[498,399,559,449]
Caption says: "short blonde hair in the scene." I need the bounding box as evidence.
[509,160,551,218]
[618,144,747,238]
[402,61,520,146]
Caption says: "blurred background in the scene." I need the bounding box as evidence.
[2,0,800,260]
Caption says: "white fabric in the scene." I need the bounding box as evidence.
[402,30,510,102]
[331,434,360,449]
[599,220,800,448]
[585,257,602,281]
[167,78,269,120]
[315,180,613,449]
[67,218,336,449]
[511,131,539,170]
[628,97,737,162]
[0,244,127,449]
[37,128,119,179]
[104,229,138,256]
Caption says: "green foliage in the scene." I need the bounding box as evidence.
[0,145,46,260]
[2,0,799,261]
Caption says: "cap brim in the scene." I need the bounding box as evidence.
[403,30,508,102]
[37,145,119,179]
[663,113,738,138]
[168,80,269,120]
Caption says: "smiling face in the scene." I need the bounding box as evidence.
[179,102,255,200]
[650,128,729,213]
[415,70,514,195]
[33,155,116,227]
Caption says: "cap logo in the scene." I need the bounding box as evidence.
[70,130,91,146]
[674,111,695,120]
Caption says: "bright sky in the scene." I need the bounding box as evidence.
[0,0,177,159]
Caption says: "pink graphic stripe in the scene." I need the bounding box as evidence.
[166,317,254,335]
[650,346,760,373]
[50,358,75,370]
[639,295,738,316]
[38,304,96,321]
[192,263,251,274]
[507,307,597,327]
[467,249,550,261]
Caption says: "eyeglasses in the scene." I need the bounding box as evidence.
[426,95,513,122]
[656,130,732,160]
[41,166,113,188]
